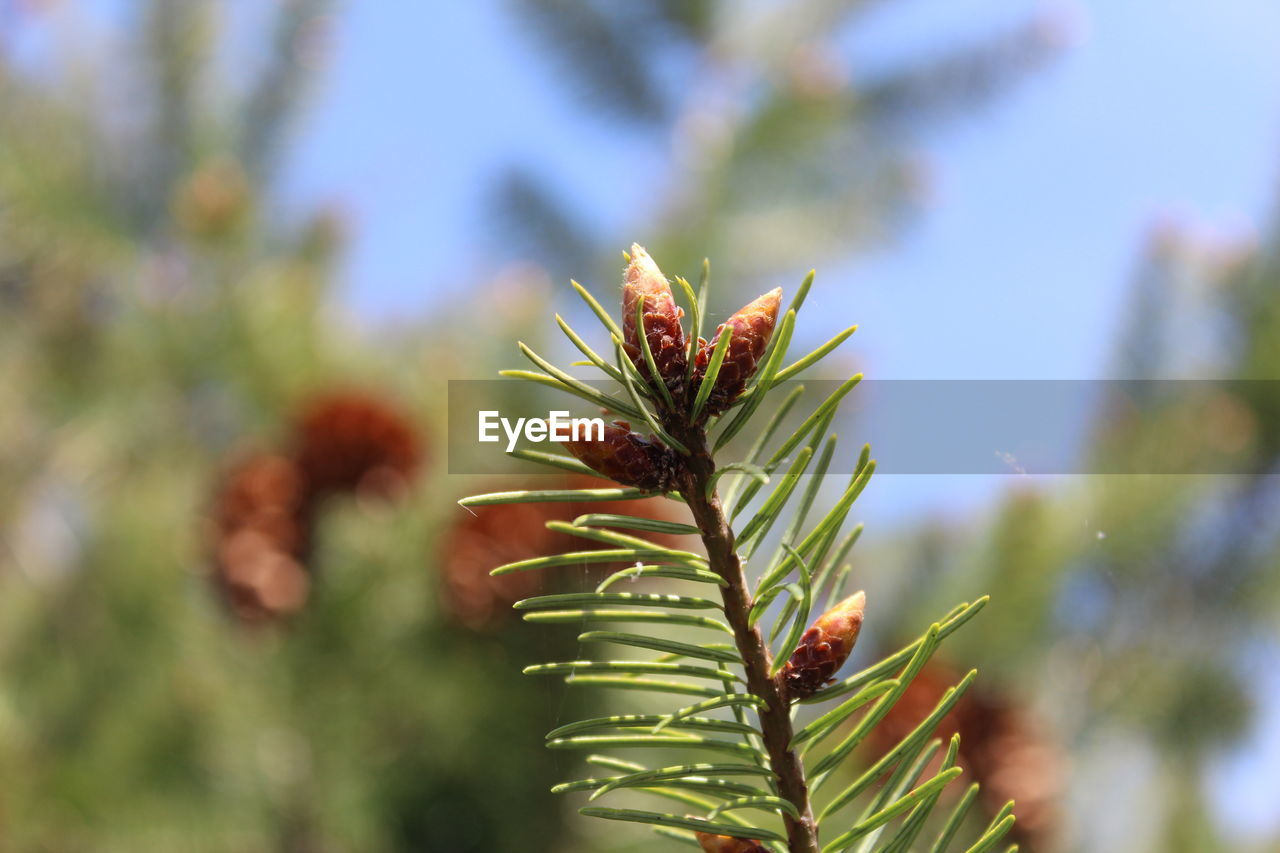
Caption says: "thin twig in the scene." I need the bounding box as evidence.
[676,424,820,853]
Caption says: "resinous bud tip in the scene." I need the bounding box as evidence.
[693,287,782,416]
[622,244,688,394]
[781,590,866,700]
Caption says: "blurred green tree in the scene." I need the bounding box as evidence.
[0,3,585,851]
[493,0,1063,306]
[885,208,1280,850]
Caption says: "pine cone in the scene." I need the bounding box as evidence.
[212,453,310,552]
[441,499,562,630]
[562,420,680,492]
[781,591,866,700]
[694,829,769,853]
[869,661,1064,852]
[207,391,421,624]
[440,475,690,629]
[957,688,1063,851]
[210,453,312,623]
[217,531,311,622]
[291,391,422,499]
[621,243,687,396]
[693,288,781,416]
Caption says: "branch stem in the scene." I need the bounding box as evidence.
[678,428,819,853]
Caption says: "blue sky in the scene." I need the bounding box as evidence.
[278,0,1280,534]
[285,0,1280,383]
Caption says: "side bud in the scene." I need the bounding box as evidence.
[781,591,866,700]
[563,420,680,492]
[694,287,781,416]
[694,829,769,853]
[622,244,688,396]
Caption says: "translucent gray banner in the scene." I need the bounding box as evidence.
[447,379,1277,475]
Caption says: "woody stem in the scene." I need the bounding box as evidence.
[678,427,819,853]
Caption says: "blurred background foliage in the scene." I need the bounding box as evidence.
[0,1,1276,851]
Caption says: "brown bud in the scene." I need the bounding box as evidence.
[563,421,680,492]
[693,287,781,416]
[622,244,688,395]
[781,591,866,700]
[694,830,769,853]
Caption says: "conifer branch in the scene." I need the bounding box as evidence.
[462,245,1012,851]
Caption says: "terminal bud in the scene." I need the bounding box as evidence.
[694,287,781,415]
[782,591,866,700]
[622,244,688,397]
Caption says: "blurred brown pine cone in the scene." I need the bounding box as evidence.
[291,391,422,499]
[208,390,422,625]
[440,475,691,630]
[868,661,1063,851]
[440,498,565,630]
[209,453,312,623]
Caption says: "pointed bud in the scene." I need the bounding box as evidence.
[694,287,782,416]
[782,591,866,700]
[622,244,688,395]
[694,830,769,853]
[563,420,680,492]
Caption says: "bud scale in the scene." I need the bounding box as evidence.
[563,421,680,492]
